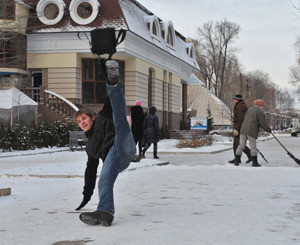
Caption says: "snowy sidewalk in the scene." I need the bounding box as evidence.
[0,136,299,245]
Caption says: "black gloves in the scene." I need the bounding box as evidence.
[75,195,91,211]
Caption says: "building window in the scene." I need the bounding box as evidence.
[0,0,15,20]
[145,15,161,39]
[36,0,65,25]
[69,0,100,25]
[0,32,27,70]
[167,26,174,46]
[82,59,125,104]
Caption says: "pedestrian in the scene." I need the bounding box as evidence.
[228,94,252,164]
[74,60,136,226]
[131,100,145,158]
[141,106,160,159]
[234,99,271,167]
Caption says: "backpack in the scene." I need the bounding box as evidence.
[90,28,126,59]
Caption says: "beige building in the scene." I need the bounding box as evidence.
[12,0,200,129]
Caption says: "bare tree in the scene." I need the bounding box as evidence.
[290,37,300,93]
[275,88,295,115]
[195,19,240,99]
[242,70,276,112]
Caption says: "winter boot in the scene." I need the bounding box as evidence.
[106,60,119,85]
[246,155,252,164]
[228,159,235,164]
[234,155,241,166]
[79,210,114,226]
[153,155,159,159]
[132,154,141,162]
[251,156,261,167]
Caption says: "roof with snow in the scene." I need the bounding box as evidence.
[24,0,199,70]
[0,87,38,109]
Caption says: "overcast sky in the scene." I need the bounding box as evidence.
[137,0,300,92]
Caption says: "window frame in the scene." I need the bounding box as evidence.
[81,58,125,104]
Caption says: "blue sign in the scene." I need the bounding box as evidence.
[190,117,207,130]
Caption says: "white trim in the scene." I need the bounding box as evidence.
[45,89,79,111]
[36,0,65,25]
[69,0,100,25]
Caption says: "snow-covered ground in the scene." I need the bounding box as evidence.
[0,135,299,245]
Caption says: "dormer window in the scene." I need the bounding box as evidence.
[36,0,65,25]
[69,0,100,25]
[161,21,175,47]
[144,15,161,39]
[167,26,174,46]
[185,42,196,60]
[0,0,15,20]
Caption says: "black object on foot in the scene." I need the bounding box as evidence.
[234,155,241,166]
[251,156,261,167]
[79,211,114,226]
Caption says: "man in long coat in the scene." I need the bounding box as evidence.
[229,94,252,164]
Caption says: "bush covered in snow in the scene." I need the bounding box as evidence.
[0,122,80,152]
[176,137,213,148]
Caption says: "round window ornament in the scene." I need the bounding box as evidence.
[69,0,100,25]
[36,0,65,25]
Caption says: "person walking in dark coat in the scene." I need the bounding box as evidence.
[141,106,160,159]
[234,99,271,167]
[228,94,252,164]
[131,100,145,156]
[74,60,136,226]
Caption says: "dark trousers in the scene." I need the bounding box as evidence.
[143,142,158,157]
[233,135,251,157]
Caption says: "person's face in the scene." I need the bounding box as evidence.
[234,99,239,104]
[76,113,95,132]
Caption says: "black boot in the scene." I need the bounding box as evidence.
[154,155,159,159]
[234,155,241,166]
[251,156,261,167]
[246,155,252,164]
[79,210,114,226]
[228,159,235,163]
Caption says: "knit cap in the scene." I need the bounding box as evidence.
[254,99,265,107]
[135,100,142,106]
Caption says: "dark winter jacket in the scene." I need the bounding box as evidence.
[130,105,145,142]
[82,97,115,197]
[144,106,160,144]
[233,100,248,132]
[240,105,271,139]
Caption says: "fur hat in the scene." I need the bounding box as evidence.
[234,94,243,100]
[254,99,265,107]
[135,100,142,106]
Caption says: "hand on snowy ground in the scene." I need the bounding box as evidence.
[75,195,91,211]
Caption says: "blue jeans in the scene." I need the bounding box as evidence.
[97,82,136,215]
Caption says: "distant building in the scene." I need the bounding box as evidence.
[188,74,232,127]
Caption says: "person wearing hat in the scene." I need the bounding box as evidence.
[228,94,252,164]
[234,99,271,167]
[131,100,145,158]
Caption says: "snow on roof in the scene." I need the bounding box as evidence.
[0,87,38,109]
[120,0,199,70]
